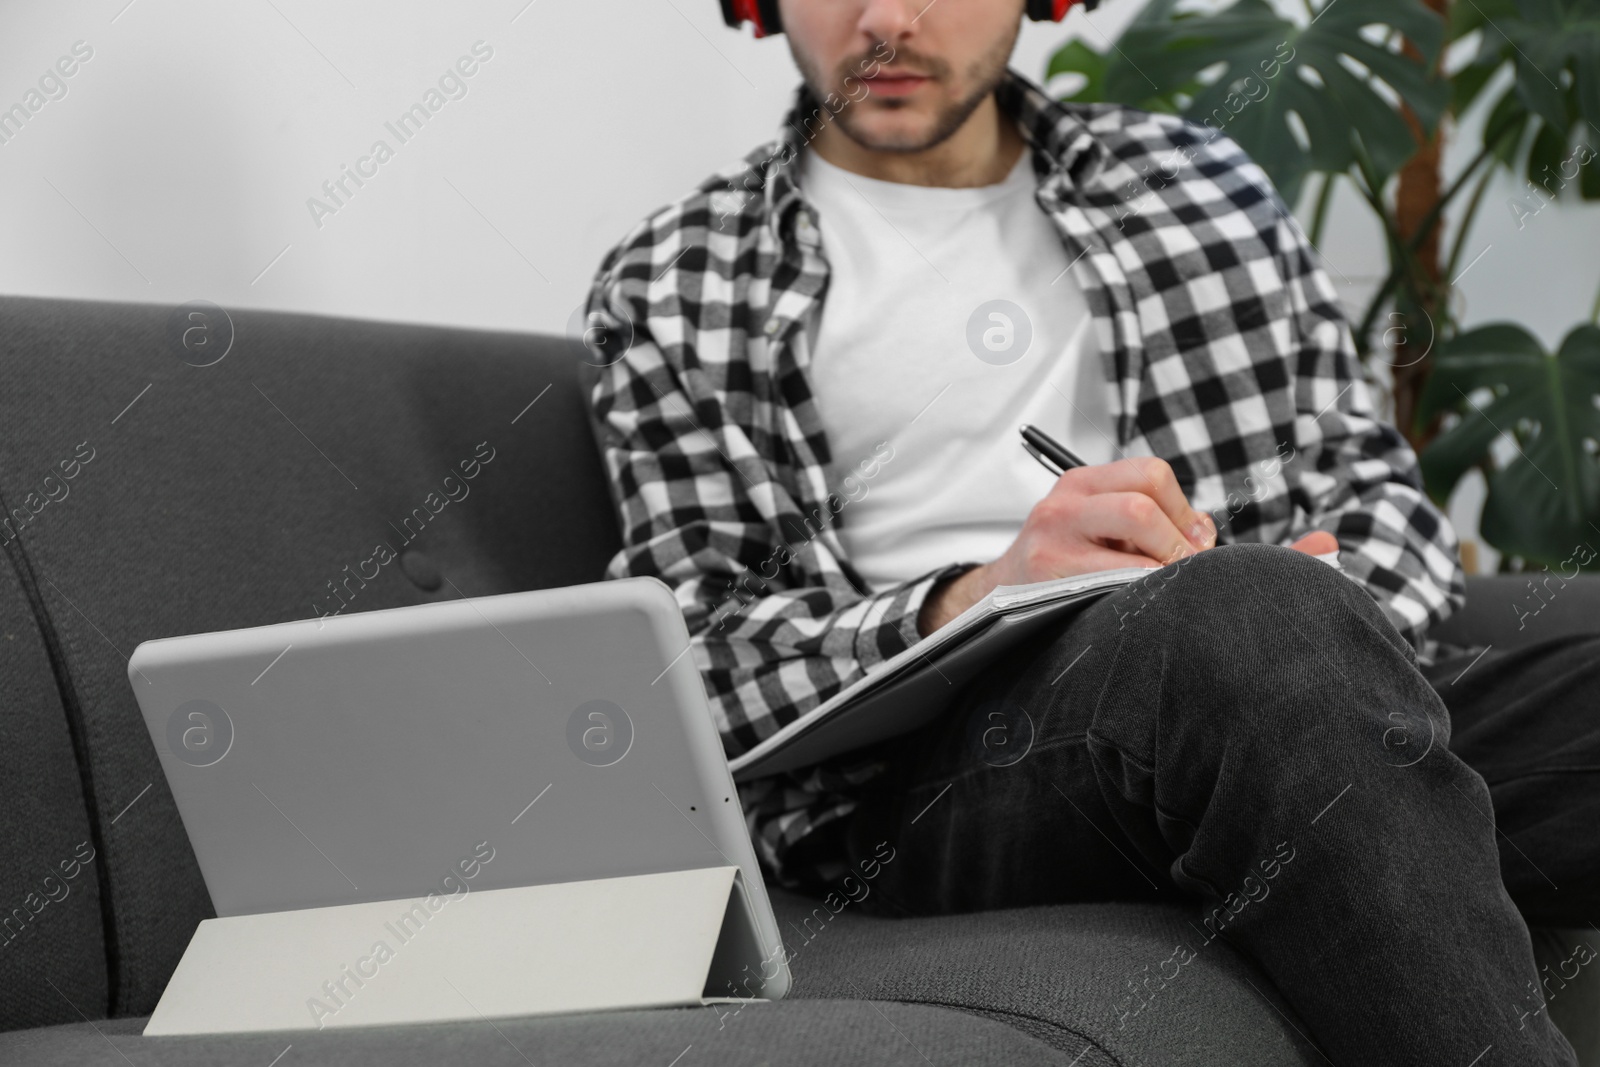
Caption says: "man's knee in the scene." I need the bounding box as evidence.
[1171,540,1345,595]
[1110,541,1361,636]
[1094,544,1397,755]
[1103,541,1420,709]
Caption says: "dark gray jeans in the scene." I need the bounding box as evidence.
[813,543,1599,1066]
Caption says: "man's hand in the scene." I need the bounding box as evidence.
[1287,530,1339,556]
[914,458,1344,637]
[917,457,1212,636]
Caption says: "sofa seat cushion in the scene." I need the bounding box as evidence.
[772,889,1323,1066]
[0,1000,1080,1067]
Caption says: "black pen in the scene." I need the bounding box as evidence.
[1019,424,1087,475]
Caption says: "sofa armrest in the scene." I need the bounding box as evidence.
[1429,574,1600,652]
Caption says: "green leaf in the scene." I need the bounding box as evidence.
[1501,1,1600,135]
[1418,323,1600,566]
[1527,117,1570,190]
[1482,86,1532,164]
[1583,138,1600,198]
[1416,324,1547,427]
[1577,32,1600,131]
[1047,0,1450,203]
[1457,0,1600,196]
[1511,35,1572,131]
[1047,39,1110,104]
[1451,53,1504,116]
[1448,0,1519,119]
[1449,0,1520,40]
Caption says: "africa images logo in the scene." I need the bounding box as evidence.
[165,300,235,367]
[966,299,1033,366]
[165,699,234,767]
[566,700,633,767]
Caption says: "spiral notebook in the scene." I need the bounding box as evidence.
[728,549,1341,781]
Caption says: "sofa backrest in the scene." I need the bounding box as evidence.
[0,549,109,1028]
[1429,573,1600,651]
[0,295,621,1023]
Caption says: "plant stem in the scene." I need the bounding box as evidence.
[1443,160,1500,285]
[1308,173,1338,248]
[1591,278,1600,324]
[1352,148,1433,315]
[1353,118,1520,355]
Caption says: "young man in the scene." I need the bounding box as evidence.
[581,1,1598,1063]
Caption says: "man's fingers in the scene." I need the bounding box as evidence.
[1075,548,1168,574]
[1082,492,1202,566]
[1289,530,1339,556]
[1063,457,1214,548]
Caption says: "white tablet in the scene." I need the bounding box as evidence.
[128,576,789,999]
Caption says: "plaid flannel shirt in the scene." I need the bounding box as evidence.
[582,66,1467,889]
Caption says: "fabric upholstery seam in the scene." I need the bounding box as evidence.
[0,510,121,1014]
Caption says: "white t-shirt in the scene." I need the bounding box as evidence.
[797,140,1115,593]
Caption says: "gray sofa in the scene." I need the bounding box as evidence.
[1,294,1594,1065]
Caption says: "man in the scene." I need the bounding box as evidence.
[581,1,1599,1063]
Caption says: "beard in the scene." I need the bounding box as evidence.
[789,27,1020,155]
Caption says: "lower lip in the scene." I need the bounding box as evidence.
[864,76,928,97]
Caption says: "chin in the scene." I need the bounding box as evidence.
[840,109,942,153]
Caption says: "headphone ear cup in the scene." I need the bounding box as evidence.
[1027,0,1097,19]
[756,0,783,34]
[719,0,783,35]
[728,0,1095,33]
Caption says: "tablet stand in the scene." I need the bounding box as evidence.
[144,865,771,1035]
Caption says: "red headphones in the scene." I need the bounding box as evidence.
[719,0,1099,38]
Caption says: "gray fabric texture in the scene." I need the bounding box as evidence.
[2,295,1595,1065]
[0,546,108,1029]
[0,1001,1075,1067]
[0,295,619,1015]
[1429,573,1599,651]
[1533,928,1600,1061]
[772,889,1317,1066]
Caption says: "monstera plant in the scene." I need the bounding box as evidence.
[1051,0,1600,570]
[1419,323,1600,563]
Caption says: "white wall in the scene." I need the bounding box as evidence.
[0,0,1144,335]
[6,1,1588,338]
[4,0,1593,568]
